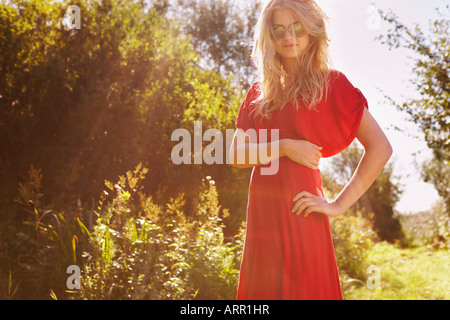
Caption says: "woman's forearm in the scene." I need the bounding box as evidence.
[231,138,323,170]
[230,139,288,168]
[332,142,393,213]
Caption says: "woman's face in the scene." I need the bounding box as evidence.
[271,8,309,62]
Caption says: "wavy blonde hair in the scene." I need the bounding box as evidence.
[251,0,331,119]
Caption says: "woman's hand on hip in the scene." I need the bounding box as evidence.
[292,187,344,218]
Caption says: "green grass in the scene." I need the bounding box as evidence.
[344,242,450,300]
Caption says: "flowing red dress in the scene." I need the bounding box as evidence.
[235,70,369,300]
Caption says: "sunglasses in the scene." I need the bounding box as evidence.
[272,22,306,41]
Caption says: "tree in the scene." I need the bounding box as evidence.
[170,0,261,90]
[0,0,244,217]
[164,0,265,232]
[376,3,450,213]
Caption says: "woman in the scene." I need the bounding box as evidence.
[230,0,393,300]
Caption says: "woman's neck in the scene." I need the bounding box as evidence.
[281,57,299,75]
[281,58,299,90]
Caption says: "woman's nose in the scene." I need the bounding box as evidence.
[284,29,294,40]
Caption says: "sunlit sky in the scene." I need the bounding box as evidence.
[251,0,445,213]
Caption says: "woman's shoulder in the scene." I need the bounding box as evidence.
[243,81,262,106]
[328,69,350,83]
[327,69,358,92]
[248,81,262,93]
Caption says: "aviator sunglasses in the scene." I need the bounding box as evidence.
[272,22,306,41]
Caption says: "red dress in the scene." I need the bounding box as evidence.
[235,70,368,300]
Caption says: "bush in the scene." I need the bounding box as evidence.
[0,163,244,300]
[330,213,378,294]
[0,165,83,299]
[78,165,243,300]
[398,200,449,249]
[185,177,244,300]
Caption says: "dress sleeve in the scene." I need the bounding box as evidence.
[235,83,258,131]
[322,71,369,156]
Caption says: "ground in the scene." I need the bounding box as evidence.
[344,242,450,300]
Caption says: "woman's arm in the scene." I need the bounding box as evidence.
[292,108,393,217]
[229,129,323,170]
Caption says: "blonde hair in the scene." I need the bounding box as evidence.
[251,0,331,119]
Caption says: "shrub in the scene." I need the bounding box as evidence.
[330,213,378,294]
[398,200,449,249]
[79,165,243,300]
[0,165,82,299]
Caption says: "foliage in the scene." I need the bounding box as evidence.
[376,3,450,212]
[0,165,84,299]
[420,156,450,215]
[0,0,247,218]
[170,0,261,89]
[79,165,244,300]
[399,200,450,249]
[330,214,378,294]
